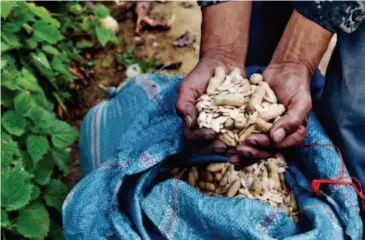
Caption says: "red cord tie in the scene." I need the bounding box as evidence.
[297,144,365,210]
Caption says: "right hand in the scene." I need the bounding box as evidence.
[176,53,245,154]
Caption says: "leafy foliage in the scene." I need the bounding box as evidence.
[0,1,118,239]
[16,202,50,239]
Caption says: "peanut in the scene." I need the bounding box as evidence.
[249,73,263,84]
[224,118,235,130]
[247,85,266,113]
[259,82,277,103]
[227,180,241,197]
[259,104,286,121]
[214,93,247,107]
[238,125,256,143]
[255,118,273,133]
[207,67,226,94]
[207,163,226,172]
[170,153,299,222]
[217,133,237,147]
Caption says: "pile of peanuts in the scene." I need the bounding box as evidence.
[196,67,286,147]
[170,153,299,222]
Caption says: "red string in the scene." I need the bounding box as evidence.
[295,143,365,210]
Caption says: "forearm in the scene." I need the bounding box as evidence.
[271,10,333,75]
[200,1,252,66]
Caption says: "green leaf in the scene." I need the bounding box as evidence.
[1,59,8,70]
[25,38,38,49]
[1,2,17,19]
[45,179,68,211]
[1,31,22,48]
[31,185,41,200]
[14,91,36,116]
[31,51,51,69]
[1,168,32,211]
[28,106,57,133]
[95,26,112,47]
[26,135,50,165]
[81,18,91,31]
[52,148,71,174]
[27,3,60,27]
[2,7,35,33]
[2,110,27,136]
[1,87,15,107]
[22,150,36,172]
[1,209,11,229]
[1,41,11,52]
[42,45,60,55]
[1,132,21,168]
[76,40,94,49]
[94,4,110,18]
[34,152,54,185]
[49,219,64,240]
[33,20,63,44]
[50,121,77,148]
[16,68,42,92]
[51,56,74,80]
[16,202,50,239]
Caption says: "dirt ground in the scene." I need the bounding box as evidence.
[67,1,336,186]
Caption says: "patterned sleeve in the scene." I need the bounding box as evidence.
[197,1,226,8]
[293,1,365,33]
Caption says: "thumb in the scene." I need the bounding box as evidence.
[270,91,311,144]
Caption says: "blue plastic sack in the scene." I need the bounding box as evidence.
[63,67,363,239]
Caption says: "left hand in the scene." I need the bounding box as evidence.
[229,62,312,164]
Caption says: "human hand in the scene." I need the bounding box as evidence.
[230,10,333,165]
[229,63,312,164]
[176,54,245,153]
[176,1,251,154]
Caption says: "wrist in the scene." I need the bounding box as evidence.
[200,1,252,66]
[200,49,245,70]
[271,10,333,75]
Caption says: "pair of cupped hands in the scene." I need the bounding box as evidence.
[176,53,312,165]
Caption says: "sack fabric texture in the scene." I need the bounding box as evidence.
[63,67,363,240]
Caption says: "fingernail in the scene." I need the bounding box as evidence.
[229,155,240,164]
[205,134,216,140]
[185,115,193,128]
[273,128,286,143]
[213,147,226,153]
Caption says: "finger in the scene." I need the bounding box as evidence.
[275,125,307,148]
[236,144,275,159]
[211,139,227,153]
[229,155,260,167]
[183,125,216,140]
[227,148,237,156]
[229,155,241,164]
[244,133,274,149]
[176,64,215,128]
[270,91,311,143]
[176,85,200,128]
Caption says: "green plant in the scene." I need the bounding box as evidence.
[1,2,79,239]
[59,2,119,48]
[115,46,158,73]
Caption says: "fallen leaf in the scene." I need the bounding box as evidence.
[173,31,196,48]
[135,2,174,33]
